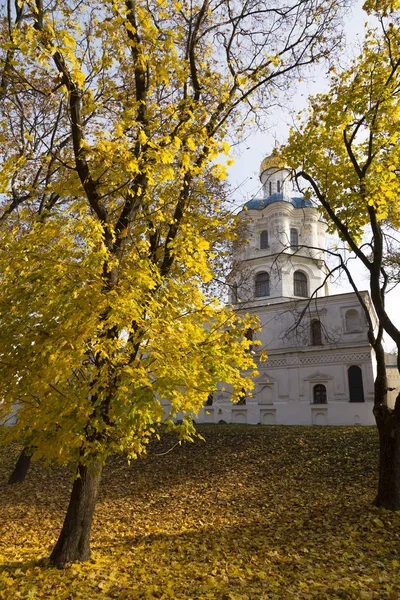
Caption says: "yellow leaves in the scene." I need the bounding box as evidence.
[173,136,182,149]
[186,136,196,151]
[259,349,268,362]
[283,25,400,232]
[1,427,400,597]
[73,68,86,88]
[114,123,124,138]
[127,158,139,174]
[124,19,136,35]
[211,163,227,181]
[138,129,148,145]
[363,0,400,15]
[0,154,27,194]
[222,141,230,155]
[180,151,190,171]
[19,42,30,55]
[61,30,77,49]
[235,74,248,87]
[0,184,256,461]
[195,237,209,251]
[0,0,274,479]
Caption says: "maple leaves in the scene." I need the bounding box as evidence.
[0,0,353,565]
[0,0,265,466]
[1,425,400,599]
[283,6,400,237]
[0,0,347,458]
[282,6,400,510]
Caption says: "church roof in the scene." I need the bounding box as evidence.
[260,154,287,173]
[243,194,313,211]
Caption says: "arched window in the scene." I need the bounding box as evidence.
[345,309,360,332]
[245,327,253,352]
[313,384,327,404]
[205,393,213,406]
[232,282,238,304]
[237,389,246,405]
[269,181,272,196]
[277,180,281,193]
[294,271,308,297]
[260,230,269,249]
[255,272,270,297]
[348,366,365,402]
[290,228,298,248]
[311,319,322,345]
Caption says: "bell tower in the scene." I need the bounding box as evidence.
[231,155,330,305]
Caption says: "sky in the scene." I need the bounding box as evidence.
[226,0,400,351]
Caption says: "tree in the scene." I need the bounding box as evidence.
[7,446,34,484]
[0,0,344,566]
[283,0,400,509]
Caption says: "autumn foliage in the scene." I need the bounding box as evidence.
[0,0,346,565]
[282,0,400,510]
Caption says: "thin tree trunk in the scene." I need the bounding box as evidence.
[374,396,400,511]
[49,459,103,568]
[8,446,32,484]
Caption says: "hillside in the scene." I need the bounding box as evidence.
[0,425,399,599]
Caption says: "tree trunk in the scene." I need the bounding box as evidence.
[8,446,32,484]
[373,396,400,511]
[49,460,103,568]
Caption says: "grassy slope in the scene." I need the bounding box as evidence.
[0,425,400,600]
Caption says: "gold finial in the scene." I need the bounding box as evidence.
[260,153,287,174]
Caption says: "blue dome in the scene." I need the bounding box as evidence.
[243,194,313,210]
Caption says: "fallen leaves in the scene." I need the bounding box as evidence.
[0,425,400,599]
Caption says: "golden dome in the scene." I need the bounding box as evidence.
[260,154,287,174]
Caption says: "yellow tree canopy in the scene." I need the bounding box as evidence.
[0,0,344,465]
[283,3,400,356]
[284,6,400,239]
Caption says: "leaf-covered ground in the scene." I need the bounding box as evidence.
[1,425,400,599]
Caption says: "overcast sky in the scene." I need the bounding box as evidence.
[226,0,399,350]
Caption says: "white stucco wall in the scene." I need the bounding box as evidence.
[183,291,377,427]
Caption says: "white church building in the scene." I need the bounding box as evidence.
[196,155,378,426]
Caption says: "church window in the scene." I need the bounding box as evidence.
[245,327,253,352]
[345,309,360,332]
[232,282,238,304]
[260,230,269,249]
[348,366,365,402]
[277,180,281,193]
[205,393,213,406]
[290,228,298,248]
[255,272,270,297]
[237,389,246,405]
[269,181,272,196]
[313,384,327,404]
[311,319,322,345]
[293,271,308,297]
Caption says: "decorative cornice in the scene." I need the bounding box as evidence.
[263,351,371,368]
